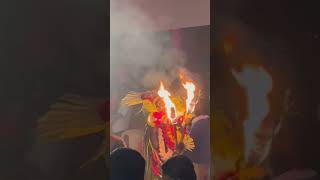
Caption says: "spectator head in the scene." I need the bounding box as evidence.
[110,148,145,180]
[162,155,196,180]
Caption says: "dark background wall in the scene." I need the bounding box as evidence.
[213,0,320,175]
[0,0,108,179]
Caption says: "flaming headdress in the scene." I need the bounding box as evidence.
[121,78,200,178]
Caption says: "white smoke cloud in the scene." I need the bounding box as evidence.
[110,0,188,96]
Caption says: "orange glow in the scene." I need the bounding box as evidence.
[232,65,272,160]
[158,81,177,122]
[183,81,196,113]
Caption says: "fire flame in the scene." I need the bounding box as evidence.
[232,65,272,161]
[158,81,177,122]
[183,81,196,113]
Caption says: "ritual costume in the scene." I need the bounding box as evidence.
[120,77,202,179]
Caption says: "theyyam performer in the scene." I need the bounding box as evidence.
[121,74,203,179]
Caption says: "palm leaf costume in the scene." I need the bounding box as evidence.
[122,90,197,179]
[37,94,109,167]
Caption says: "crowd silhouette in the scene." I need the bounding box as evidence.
[110,148,197,180]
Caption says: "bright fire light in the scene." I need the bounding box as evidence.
[183,81,196,113]
[158,81,177,122]
[232,65,272,161]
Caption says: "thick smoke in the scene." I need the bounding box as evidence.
[110,0,188,95]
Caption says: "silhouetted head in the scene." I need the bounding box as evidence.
[162,155,196,180]
[110,148,145,180]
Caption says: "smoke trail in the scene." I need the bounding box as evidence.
[110,0,188,96]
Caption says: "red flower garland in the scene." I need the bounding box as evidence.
[150,151,161,177]
[160,124,176,151]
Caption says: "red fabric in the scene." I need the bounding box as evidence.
[151,151,161,176]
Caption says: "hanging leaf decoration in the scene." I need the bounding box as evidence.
[37,94,106,142]
[183,135,195,152]
[121,91,143,106]
[143,100,158,113]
